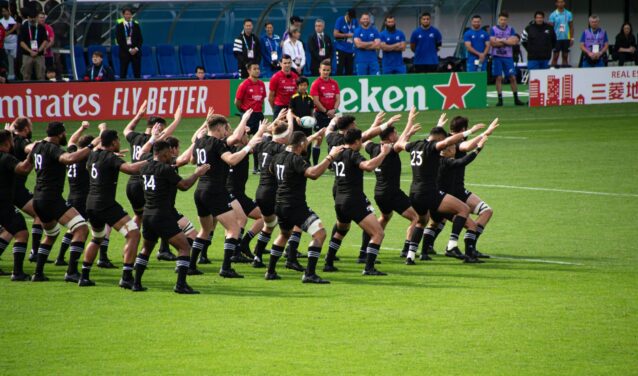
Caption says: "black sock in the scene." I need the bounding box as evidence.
[359,232,370,260]
[0,238,9,257]
[267,244,284,274]
[134,253,150,285]
[464,230,477,256]
[159,239,170,253]
[312,146,320,166]
[12,242,27,275]
[421,227,436,255]
[435,222,445,238]
[240,230,255,255]
[99,237,110,261]
[67,241,85,275]
[497,93,503,101]
[201,233,213,259]
[451,216,467,244]
[286,231,301,261]
[325,237,342,266]
[365,243,380,270]
[254,230,271,261]
[408,227,424,259]
[81,261,92,280]
[31,224,43,256]
[35,243,52,275]
[401,239,410,255]
[122,263,134,281]
[476,225,485,248]
[176,256,190,285]
[513,92,519,101]
[57,232,72,261]
[234,228,245,257]
[222,238,236,270]
[187,237,193,247]
[306,246,321,275]
[190,238,206,269]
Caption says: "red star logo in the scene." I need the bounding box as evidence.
[433,73,475,110]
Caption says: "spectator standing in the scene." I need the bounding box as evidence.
[195,65,206,80]
[115,7,143,78]
[579,15,608,68]
[282,16,303,44]
[268,55,299,118]
[490,11,525,106]
[310,59,340,165]
[18,8,47,80]
[308,19,333,76]
[233,18,261,79]
[353,12,381,76]
[260,22,281,78]
[234,62,266,173]
[549,0,574,67]
[521,11,556,70]
[380,15,406,74]
[613,23,637,66]
[333,8,358,76]
[410,12,442,73]
[83,51,114,81]
[37,11,53,68]
[1,6,19,79]
[0,19,6,78]
[463,14,490,72]
[282,26,305,75]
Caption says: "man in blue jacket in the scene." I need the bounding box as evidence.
[353,12,381,76]
[410,12,442,73]
[260,22,282,78]
[380,15,406,74]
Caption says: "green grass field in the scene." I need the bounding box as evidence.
[1,98,637,375]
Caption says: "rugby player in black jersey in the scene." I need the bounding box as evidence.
[362,107,422,263]
[325,128,392,275]
[134,141,209,294]
[122,101,182,261]
[77,129,148,287]
[395,120,485,264]
[0,130,35,280]
[192,111,263,279]
[29,122,100,282]
[266,131,344,282]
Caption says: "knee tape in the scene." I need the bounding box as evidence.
[181,219,195,235]
[67,215,87,233]
[306,219,323,236]
[473,201,491,215]
[44,223,61,237]
[118,219,139,237]
[91,226,107,238]
[265,217,278,228]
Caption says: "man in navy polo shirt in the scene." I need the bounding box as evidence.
[410,12,442,73]
[333,8,358,76]
[463,15,490,72]
[353,12,381,76]
[380,15,406,74]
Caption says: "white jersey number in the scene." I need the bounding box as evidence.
[334,161,346,177]
[410,151,423,166]
[143,175,156,191]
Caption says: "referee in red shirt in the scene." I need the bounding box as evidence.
[235,62,266,173]
[309,59,340,165]
[268,55,299,118]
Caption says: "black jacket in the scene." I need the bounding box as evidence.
[233,32,261,68]
[522,22,556,60]
[307,32,333,65]
[115,20,143,52]
[83,64,115,81]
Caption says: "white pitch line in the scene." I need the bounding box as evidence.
[485,135,528,140]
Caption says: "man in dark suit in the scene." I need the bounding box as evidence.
[308,18,333,76]
[115,7,143,78]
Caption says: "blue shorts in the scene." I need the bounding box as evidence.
[581,58,604,68]
[527,60,549,70]
[466,57,487,72]
[356,61,380,76]
[382,64,406,74]
[491,56,516,78]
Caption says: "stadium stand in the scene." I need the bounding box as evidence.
[179,44,203,77]
[157,44,180,76]
[223,43,238,76]
[110,45,134,79]
[65,45,87,77]
[140,45,158,78]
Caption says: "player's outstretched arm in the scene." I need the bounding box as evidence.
[363,113,401,142]
[305,145,344,179]
[175,142,196,168]
[68,121,90,147]
[359,143,392,171]
[227,109,253,146]
[307,127,326,144]
[59,137,101,165]
[394,107,420,151]
[139,124,163,156]
[459,118,498,152]
[435,123,485,151]
[15,147,35,175]
[119,160,147,175]
[177,164,210,191]
[221,135,262,166]
[123,100,148,137]
[159,105,183,140]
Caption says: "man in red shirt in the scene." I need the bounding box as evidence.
[234,62,266,173]
[309,59,340,165]
[268,54,299,118]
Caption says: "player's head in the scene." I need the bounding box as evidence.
[319,59,331,78]
[384,15,396,31]
[471,15,481,29]
[380,126,397,142]
[440,144,456,158]
[498,11,509,27]
[281,54,292,73]
[360,12,371,28]
[147,116,167,130]
[78,135,95,148]
[272,120,289,143]
[165,136,180,157]
[450,116,469,133]
[534,11,545,25]
[556,0,565,10]
[100,130,120,152]
[336,115,356,131]
[290,131,308,155]
[428,126,448,142]
[0,129,13,152]
[247,62,260,79]
[420,12,431,28]
[344,128,363,150]
[206,115,229,135]
[13,117,33,138]
[47,121,67,146]
[296,76,309,93]
[152,140,172,163]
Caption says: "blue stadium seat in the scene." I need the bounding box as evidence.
[66,45,87,78]
[140,45,158,77]
[87,45,109,67]
[156,44,180,76]
[201,43,225,74]
[304,48,312,76]
[179,44,202,77]
[223,43,238,75]
[110,45,133,79]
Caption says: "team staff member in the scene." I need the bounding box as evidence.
[333,8,358,76]
[0,130,34,281]
[549,0,574,67]
[380,15,406,74]
[260,22,281,78]
[463,15,490,72]
[309,59,340,165]
[233,19,261,79]
[579,15,608,68]
[268,55,299,118]
[490,12,525,106]
[115,7,142,79]
[522,11,556,70]
[308,19,333,76]
[353,12,381,76]
[235,62,266,173]
[19,8,48,81]
[410,12,442,73]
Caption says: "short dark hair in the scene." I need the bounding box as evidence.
[13,117,30,131]
[499,11,509,18]
[344,128,362,144]
[273,121,288,136]
[78,135,94,148]
[471,14,481,20]
[196,66,205,72]
[147,116,166,127]
[360,12,371,18]
[296,76,309,86]
[0,130,12,145]
[290,15,302,24]
[207,115,228,130]
[264,21,273,28]
[421,12,431,18]
[121,7,132,15]
[290,131,307,146]
[153,140,170,155]
[165,136,179,148]
[347,9,356,19]
[429,127,448,138]
[100,130,119,147]
[320,59,331,67]
[450,116,469,133]
[246,62,260,70]
[47,122,65,137]
[37,11,45,17]
[243,18,253,25]
[46,67,56,74]
[281,54,292,61]
[380,126,396,141]
[534,11,545,18]
[336,115,356,130]
[92,51,103,58]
